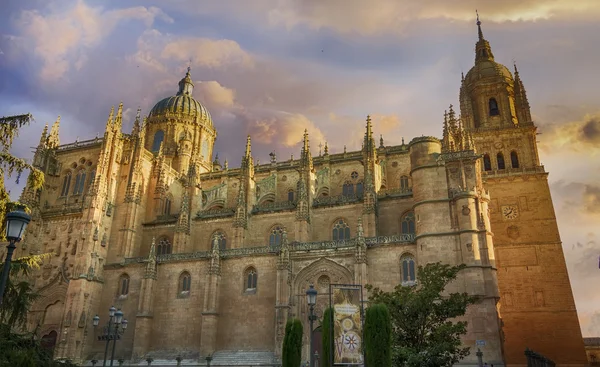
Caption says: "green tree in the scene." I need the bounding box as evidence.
[367,262,479,367]
[364,303,392,367]
[0,113,45,240]
[282,318,303,367]
[321,307,333,367]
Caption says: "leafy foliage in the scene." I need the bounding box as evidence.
[367,262,479,367]
[0,253,52,330]
[0,324,79,367]
[282,318,303,367]
[364,303,392,367]
[321,307,333,367]
[0,114,45,241]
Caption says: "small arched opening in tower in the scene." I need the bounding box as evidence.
[483,154,492,171]
[497,152,506,170]
[511,151,520,169]
[489,98,500,116]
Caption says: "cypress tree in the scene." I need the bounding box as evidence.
[321,307,333,367]
[282,318,303,367]
[364,303,392,367]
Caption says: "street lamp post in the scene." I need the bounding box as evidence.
[0,207,31,306]
[306,284,318,367]
[93,306,128,367]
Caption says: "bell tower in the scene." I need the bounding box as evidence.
[458,14,587,366]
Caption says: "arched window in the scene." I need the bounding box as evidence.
[211,231,227,251]
[400,255,416,285]
[88,169,96,187]
[342,182,354,197]
[152,130,164,152]
[119,274,130,296]
[497,152,506,170]
[269,226,285,248]
[244,267,258,292]
[332,219,351,241]
[401,212,415,235]
[355,181,364,196]
[164,197,172,215]
[157,238,172,255]
[489,98,500,116]
[288,190,294,202]
[400,176,410,191]
[510,151,519,169]
[178,272,191,297]
[73,170,86,195]
[483,154,492,171]
[61,172,72,196]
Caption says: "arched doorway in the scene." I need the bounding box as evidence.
[41,330,58,356]
[312,325,323,365]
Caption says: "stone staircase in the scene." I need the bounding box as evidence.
[210,350,279,366]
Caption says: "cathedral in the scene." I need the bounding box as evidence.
[12,18,588,367]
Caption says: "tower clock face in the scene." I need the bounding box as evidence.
[501,205,519,220]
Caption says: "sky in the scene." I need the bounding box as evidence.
[1,0,599,336]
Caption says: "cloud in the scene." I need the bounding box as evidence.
[168,0,600,36]
[13,1,172,81]
[539,113,600,154]
[583,185,600,215]
[194,81,236,110]
[161,38,254,69]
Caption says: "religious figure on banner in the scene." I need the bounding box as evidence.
[332,286,364,365]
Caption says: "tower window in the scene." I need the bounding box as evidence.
[244,267,258,292]
[332,219,351,241]
[342,182,354,197]
[511,151,520,169]
[400,176,410,191]
[489,98,500,116]
[401,212,415,235]
[73,170,86,195]
[269,226,285,248]
[400,255,416,285]
[483,154,492,171]
[152,130,164,152]
[157,238,172,255]
[497,152,506,170]
[61,172,72,197]
[178,272,191,298]
[119,274,130,296]
[355,181,364,196]
[288,190,294,202]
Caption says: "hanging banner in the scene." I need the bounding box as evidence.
[330,284,364,365]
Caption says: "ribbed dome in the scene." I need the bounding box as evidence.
[148,68,213,126]
[464,60,512,85]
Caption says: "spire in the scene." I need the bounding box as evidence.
[47,116,61,149]
[474,11,495,63]
[379,134,384,148]
[177,66,194,96]
[115,102,123,129]
[245,135,252,158]
[132,107,141,137]
[38,124,48,148]
[363,115,375,154]
[513,62,532,124]
[323,142,329,155]
[301,129,313,170]
[476,10,484,41]
[105,106,115,130]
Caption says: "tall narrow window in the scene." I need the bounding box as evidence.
[61,172,72,196]
[288,190,294,202]
[119,274,130,296]
[497,152,506,170]
[157,238,172,255]
[178,272,191,297]
[483,154,492,171]
[88,169,96,188]
[269,226,285,248]
[511,151,520,169]
[342,182,354,197]
[245,267,258,292]
[332,219,351,241]
[489,98,500,116]
[355,182,364,196]
[400,176,410,191]
[401,255,416,284]
[164,198,171,215]
[401,212,415,235]
[73,170,86,195]
[211,231,227,251]
[152,130,164,152]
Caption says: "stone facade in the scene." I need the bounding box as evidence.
[12,20,586,367]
